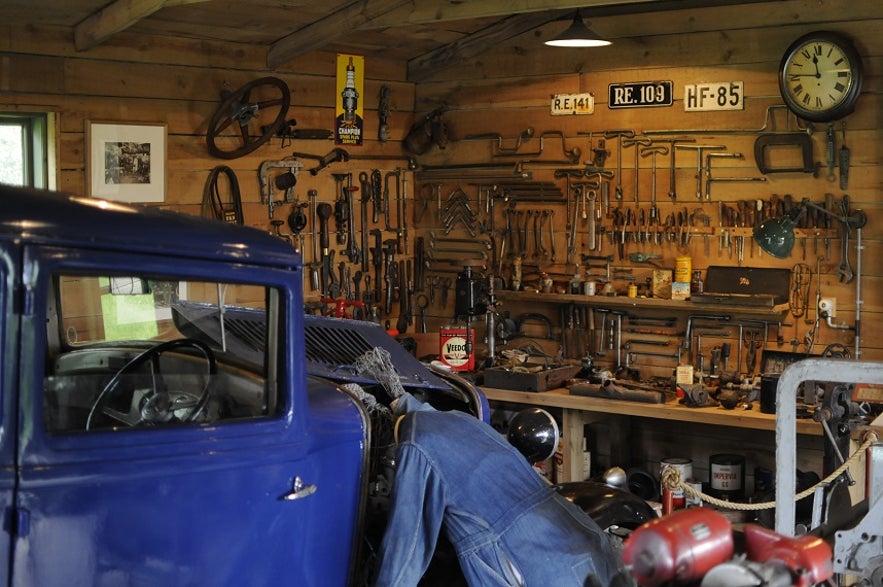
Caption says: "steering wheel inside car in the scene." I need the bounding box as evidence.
[85,338,217,431]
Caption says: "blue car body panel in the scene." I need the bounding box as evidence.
[0,186,367,586]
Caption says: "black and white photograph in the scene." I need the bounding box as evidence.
[103,141,151,185]
[88,121,166,202]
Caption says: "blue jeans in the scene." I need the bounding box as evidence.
[374,394,624,586]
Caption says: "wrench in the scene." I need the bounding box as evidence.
[547,210,556,262]
[837,198,855,283]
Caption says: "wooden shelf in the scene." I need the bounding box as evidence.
[482,386,820,435]
[483,385,821,482]
[495,289,789,316]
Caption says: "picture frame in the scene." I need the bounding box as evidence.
[86,121,167,203]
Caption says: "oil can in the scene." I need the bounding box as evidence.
[439,326,475,371]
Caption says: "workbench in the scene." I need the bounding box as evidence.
[481,386,822,483]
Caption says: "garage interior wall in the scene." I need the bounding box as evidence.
[0,0,879,479]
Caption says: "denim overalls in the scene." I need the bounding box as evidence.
[374,394,625,586]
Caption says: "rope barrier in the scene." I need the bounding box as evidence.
[660,431,879,511]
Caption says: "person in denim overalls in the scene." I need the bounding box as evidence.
[374,393,627,587]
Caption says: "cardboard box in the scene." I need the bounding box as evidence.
[652,269,672,299]
[671,281,691,301]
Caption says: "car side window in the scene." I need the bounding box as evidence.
[43,273,279,433]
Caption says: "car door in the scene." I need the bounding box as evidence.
[0,238,19,585]
[11,246,366,586]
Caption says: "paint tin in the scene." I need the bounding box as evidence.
[760,374,779,414]
[709,453,745,500]
[660,457,693,510]
[439,326,475,372]
[583,281,597,296]
[674,256,692,283]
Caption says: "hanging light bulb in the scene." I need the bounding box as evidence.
[545,11,611,48]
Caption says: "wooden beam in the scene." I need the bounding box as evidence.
[407,11,561,83]
[405,0,785,82]
[74,0,210,51]
[371,0,659,29]
[267,0,413,69]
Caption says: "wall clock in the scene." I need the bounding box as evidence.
[778,31,863,122]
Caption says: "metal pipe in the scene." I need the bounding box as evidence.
[855,226,863,358]
[775,359,883,535]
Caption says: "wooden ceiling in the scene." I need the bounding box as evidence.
[6,0,778,81]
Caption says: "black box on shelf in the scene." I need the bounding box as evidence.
[483,364,581,392]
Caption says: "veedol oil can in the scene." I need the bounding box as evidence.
[439,326,475,371]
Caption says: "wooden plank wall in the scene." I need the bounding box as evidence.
[0,1,870,495]
[0,22,416,272]
[413,0,883,373]
[0,1,880,374]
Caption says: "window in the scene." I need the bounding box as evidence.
[44,272,280,433]
[0,112,51,188]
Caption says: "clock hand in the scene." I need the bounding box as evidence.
[812,55,820,77]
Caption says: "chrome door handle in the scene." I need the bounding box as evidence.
[282,476,317,501]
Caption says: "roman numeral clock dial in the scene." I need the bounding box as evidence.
[778,31,863,123]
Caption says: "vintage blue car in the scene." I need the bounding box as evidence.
[0,185,491,585]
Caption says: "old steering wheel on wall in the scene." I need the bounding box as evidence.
[206,76,291,159]
[85,338,217,430]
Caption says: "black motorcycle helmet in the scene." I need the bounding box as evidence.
[507,408,559,463]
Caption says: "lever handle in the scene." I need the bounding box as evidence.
[282,476,317,501]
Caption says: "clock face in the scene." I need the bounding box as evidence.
[779,32,862,122]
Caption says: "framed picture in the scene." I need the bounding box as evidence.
[87,121,167,203]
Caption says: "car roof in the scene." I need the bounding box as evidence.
[0,185,299,268]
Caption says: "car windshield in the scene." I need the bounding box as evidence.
[44,273,279,433]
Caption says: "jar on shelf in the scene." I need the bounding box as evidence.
[690,270,704,294]
[538,272,553,293]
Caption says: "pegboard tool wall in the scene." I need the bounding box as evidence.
[411,1,883,371]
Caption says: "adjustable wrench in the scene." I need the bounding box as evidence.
[316,202,333,297]
[837,197,855,283]
[383,239,398,315]
[331,173,349,246]
[307,189,320,291]
[370,229,384,304]
[359,172,373,272]
[325,250,339,299]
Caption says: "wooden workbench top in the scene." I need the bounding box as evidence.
[481,386,821,436]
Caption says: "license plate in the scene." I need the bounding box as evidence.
[608,81,673,109]
[684,82,744,111]
[550,93,595,115]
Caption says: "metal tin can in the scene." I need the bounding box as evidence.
[709,453,745,500]
[583,281,596,296]
[660,457,693,510]
[439,326,475,371]
[674,256,692,283]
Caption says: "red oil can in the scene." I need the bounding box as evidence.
[439,326,475,371]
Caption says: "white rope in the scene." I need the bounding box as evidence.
[661,432,879,511]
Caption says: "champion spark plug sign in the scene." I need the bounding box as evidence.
[608,81,673,109]
[335,53,364,146]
